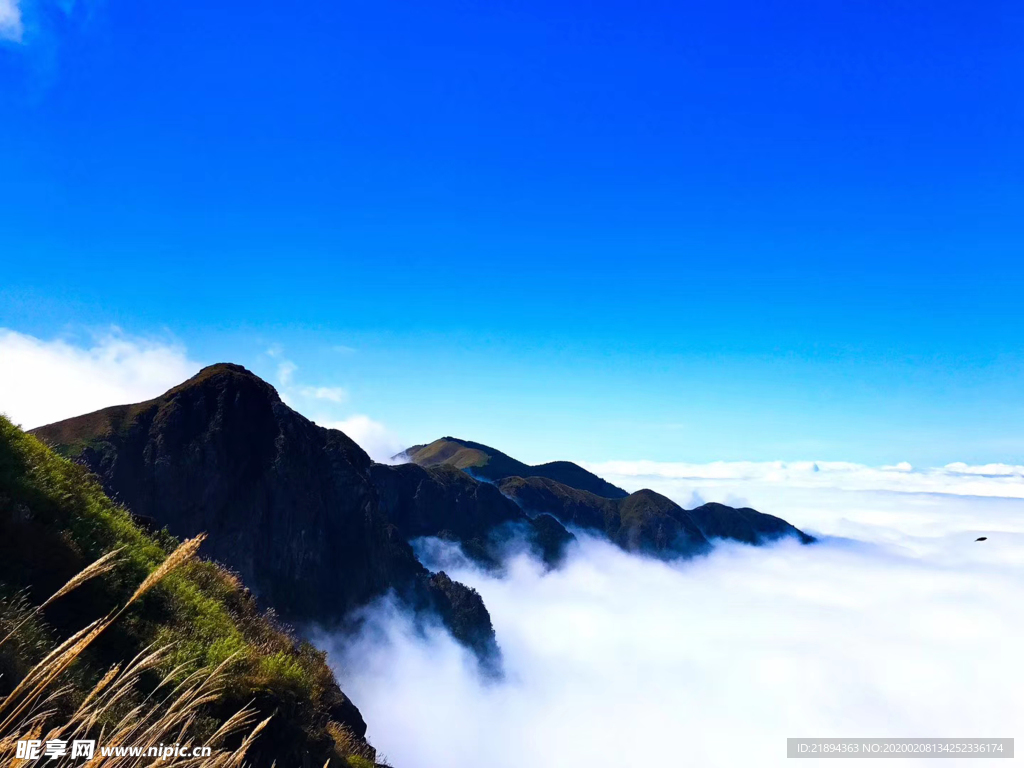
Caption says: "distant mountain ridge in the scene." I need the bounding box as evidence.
[400,437,815,555]
[400,436,630,498]
[497,476,813,555]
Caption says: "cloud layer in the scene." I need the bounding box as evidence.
[586,458,1024,500]
[0,328,199,429]
[325,482,1024,768]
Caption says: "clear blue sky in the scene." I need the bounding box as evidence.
[2,0,1023,465]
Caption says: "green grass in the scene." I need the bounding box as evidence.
[0,414,381,767]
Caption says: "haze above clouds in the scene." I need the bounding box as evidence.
[326,479,1024,768]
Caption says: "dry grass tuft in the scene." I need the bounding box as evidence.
[0,533,269,766]
[0,549,125,653]
[40,549,125,612]
[125,535,206,608]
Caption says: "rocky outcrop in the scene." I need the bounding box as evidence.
[423,572,500,673]
[497,476,710,556]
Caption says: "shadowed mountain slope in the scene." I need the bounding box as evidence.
[400,436,629,498]
[370,462,574,567]
[497,475,814,556]
[30,363,504,664]
[688,501,815,545]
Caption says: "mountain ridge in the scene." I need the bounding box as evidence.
[399,436,630,498]
[26,361,815,763]
[30,363,813,662]
[30,363,510,667]
[497,475,814,555]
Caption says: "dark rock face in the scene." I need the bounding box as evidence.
[371,462,574,567]
[371,462,523,545]
[527,513,577,567]
[423,571,500,674]
[528,460,629,499]
[29,364,575,666]
[498,476,814,556]
[688,502,816,545]
[615,489,709,554]
[498,477,710,557]
[401,436,629,498]
[34,364,424,621]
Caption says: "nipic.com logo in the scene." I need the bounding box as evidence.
[14,739,212,760]
[15,740,95,760]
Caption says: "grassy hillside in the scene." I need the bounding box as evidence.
[0,415,380,768]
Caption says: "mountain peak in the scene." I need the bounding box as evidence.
[192,361,257,379]
[167,362,281,399]
[30,362,285,451]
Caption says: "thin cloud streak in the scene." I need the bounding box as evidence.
[298,385,347,403]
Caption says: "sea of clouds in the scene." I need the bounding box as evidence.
[325,469,1024,768]
[4,327,1021,766]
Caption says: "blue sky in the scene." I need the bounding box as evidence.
[1,0,1023,465]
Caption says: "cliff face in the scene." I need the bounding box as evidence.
[371,462,524,544]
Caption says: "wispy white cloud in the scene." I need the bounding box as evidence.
[265,345,298,387]
[264,345,398,460]
[0,328,199,429]
[0,0,23,42]
[298,385,347,403]
[266,348,344,402]
[276,360,297,386]
[319,415,404,463]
